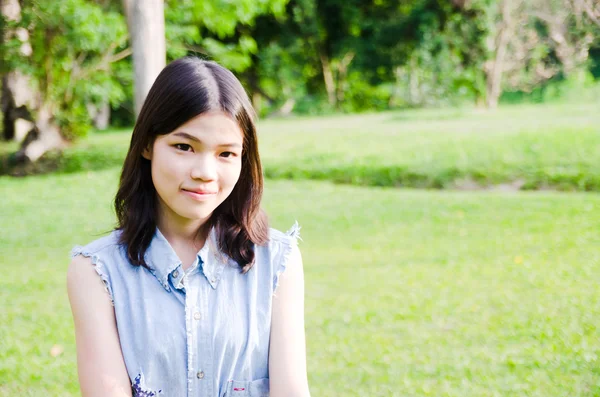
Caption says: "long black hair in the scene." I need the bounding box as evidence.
[114,57,269,272]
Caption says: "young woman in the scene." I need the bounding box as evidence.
[67,57,310,397]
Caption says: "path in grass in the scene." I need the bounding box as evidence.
[1,169,600,396]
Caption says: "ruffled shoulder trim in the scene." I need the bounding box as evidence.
[70,232,119,306]
[271,221,301,293]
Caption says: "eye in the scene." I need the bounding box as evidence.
[174,143,193,152]
[220,151,236,158]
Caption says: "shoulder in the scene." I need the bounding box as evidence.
[67,254,110,301]
[256,222,301,262]
[68,230,122,306]
[266,221,302,249]
[255,222,302,292]
[70,229,122,259]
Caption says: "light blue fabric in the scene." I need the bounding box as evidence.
[71,223,300,397]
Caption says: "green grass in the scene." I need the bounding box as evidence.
[4,102,600,190]
[2,169,600,396]
[259,103,600,190]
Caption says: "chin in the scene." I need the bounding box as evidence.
[183,210,214,222]
[170,204,212,222]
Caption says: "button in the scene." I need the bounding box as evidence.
[197,371,205,379]
[211,278,216,283]
[172,270,179,278]
[193,312,201,320]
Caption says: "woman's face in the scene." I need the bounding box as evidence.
[143,111,243,228]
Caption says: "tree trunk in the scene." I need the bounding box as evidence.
[336,51,355,105]
[320,52,337,108]
[251,92,262,115]
[1,0,36,142]
[571,0,600,28]
[389,66,404,107]
[123,0,166,117]
[408,54,420,106]
[16,104,67,162]
[273,98,296,117]
[543,2,593,78]
[272,80,295,117]
[486,0,512,109]
[1,73,36,141]
[1,0,67,164]
[87,100,111,130]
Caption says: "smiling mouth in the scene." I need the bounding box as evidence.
[183,189,216,194]
[181,189,217,200]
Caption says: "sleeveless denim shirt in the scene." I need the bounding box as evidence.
[71,223,301,397]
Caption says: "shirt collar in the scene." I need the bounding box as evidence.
[144,227,228,292]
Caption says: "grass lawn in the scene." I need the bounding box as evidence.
[2,169,600,396]
[260,102,600,190]
[17,102,600,191]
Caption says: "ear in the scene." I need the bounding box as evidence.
[142,145,152,160]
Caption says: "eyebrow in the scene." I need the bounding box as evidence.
[172,132,242,149]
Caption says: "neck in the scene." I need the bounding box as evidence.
[156,203,210,256]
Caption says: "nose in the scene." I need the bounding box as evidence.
[190,153,217,182]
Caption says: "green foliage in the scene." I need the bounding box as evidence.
[384,0,488,106]
[539,70,600,103]
[1,0,128,140]
[202,37,256,71]
[164,0,287,72]
[252,36,322,115]
[2,0,598,132]
[501,70,600,105]
[248,0,494,114]
[248,0,599,114]
[174,0,287,38]
[338,72,392,112]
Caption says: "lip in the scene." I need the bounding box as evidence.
[181,189,217,201]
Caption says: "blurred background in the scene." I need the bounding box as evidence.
[1,0,600,396]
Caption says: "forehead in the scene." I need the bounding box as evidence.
[168,111,243,140]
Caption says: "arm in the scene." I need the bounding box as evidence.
[269,244,311,397]
[67,255,132,397]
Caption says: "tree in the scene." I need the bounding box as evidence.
[0,0,293,170]
[482,0,598,108]
[1,0,37,143]
[571,0,600,28]
[162,0,289,112]
[484,0,516,108]
[1,0,129,164]
[123,0,165,117]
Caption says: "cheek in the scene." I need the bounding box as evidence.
[228,162,243,187]
[218,161,242,193]
[151,151,185,191]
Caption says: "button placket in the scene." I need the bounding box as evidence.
[184,272,200,395]
[197,276,214,395]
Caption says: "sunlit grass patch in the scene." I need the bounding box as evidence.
[1,170,600,395]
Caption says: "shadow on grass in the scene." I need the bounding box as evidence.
[0,147,126,177]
